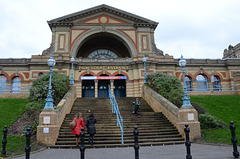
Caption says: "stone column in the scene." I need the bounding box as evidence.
[177,107,201,141]
[110,80,114,96]
[126,79,129,97]
[37,110,59,146]
[95,80,98,97]
[233,72,240,94]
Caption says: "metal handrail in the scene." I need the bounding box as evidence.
[0,81,30,94]
[186,84,237,92]
[108,86,124,144]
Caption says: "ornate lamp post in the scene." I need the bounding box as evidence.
[70,56,75,85]
[179,55,192,107]
[44,54,56,109]
[142,56,147,84]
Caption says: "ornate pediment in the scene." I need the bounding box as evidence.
[78,15,128,25]
[48,4,158,29]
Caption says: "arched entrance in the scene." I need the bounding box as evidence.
[114,74,126,97]
[76,33,131,58]
[82,74,95,98]
[98,74,110,98]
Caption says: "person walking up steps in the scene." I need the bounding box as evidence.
[72,112,85,146]
[86,111,96,146]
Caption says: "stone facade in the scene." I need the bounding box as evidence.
[0,4,239,98]
[223,43,240,58]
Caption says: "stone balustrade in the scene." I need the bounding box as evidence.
[142,85,201,141]
[37,85,77,146]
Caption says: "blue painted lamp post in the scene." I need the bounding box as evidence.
[142,56,147,84]
[44,54,56,109]
[179,55,192,107]
[70,56,75,85]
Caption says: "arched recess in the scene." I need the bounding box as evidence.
[79,71,96,80]
[98,74,110,98]
[70,29,137,58]
[97,71,111,76]
[11,76,21,94]
[210,72,223,81]
[193,71,210,80]
[0,74,7,93]
[9,73,24,81]
[0,71,10,80]
[114,74,126,97]
[81,74,95,98]
[112,71,129,79]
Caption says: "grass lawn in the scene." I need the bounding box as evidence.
[0,98,29,157]
[190,95,240,144]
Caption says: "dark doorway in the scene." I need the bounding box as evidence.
[98,80,110,98]
[114,80,126,97]
[82,80,95,98]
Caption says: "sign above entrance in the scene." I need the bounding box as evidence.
[79,66,129,70]
[81,76,127,80]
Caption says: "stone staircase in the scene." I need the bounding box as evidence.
[53,97,184,148]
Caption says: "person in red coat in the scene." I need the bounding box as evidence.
[72,112,85,146]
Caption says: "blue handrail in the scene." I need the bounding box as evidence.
[186,84,237,92]
[108,85,124,144]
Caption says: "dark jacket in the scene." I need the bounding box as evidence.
[86,113,96,134]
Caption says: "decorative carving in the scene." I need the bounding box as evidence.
[223,43,240,58]
[152,43,164,56]
[42,43,55,55]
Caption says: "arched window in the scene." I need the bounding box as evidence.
[0,75,7,93]
[11,76,21,94]
[88,49,118,59]
[39,72,44,77]
[185,76,192,91]
[196,74,208,91]
[211,75,221,91]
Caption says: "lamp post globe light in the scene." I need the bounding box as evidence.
[44,54,56,109]
[179,55,192,107]
[142,56,147,84]
[70,56,75,85]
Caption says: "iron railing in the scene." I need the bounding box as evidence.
[0,81,30,94]
[186,84,236,92]
[109,86,124,144]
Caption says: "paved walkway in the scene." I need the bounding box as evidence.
[10,143,237,159]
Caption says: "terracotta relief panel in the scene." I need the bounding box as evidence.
[79,15,127,24]
[55,32,69,52]
[138,33,152,53]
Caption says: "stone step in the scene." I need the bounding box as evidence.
[56,134,182,142]
[55,137,184,145]
[51,140,185,149]
[57,131,180,138]
[54,97,183,148]
[61,121,172,127]
[60,123,174,130]
[58,128,179,135]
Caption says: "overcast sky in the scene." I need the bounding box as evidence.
[0,0,240,59]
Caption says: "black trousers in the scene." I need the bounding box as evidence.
[134,105,140,114]
[89,134,94,145]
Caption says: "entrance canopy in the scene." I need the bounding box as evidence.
[81,76,127,80]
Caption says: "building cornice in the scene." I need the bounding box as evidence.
[47,4,158,30]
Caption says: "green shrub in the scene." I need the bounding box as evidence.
[28,71,69,105]
[147,72,183,105]
[199,114,227,129]
[191,102,207,114]
[24,101,44,120]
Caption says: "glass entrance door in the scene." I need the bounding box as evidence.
[98,80,110,98]
[82,80,95,98]
[114,80,126,97]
